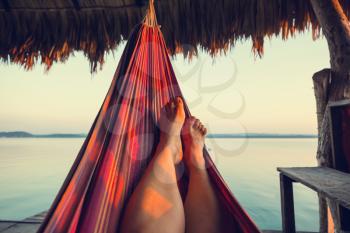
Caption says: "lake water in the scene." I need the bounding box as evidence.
[0,138,318,231]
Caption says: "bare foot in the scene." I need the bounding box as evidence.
[158,97,185,164]
[181,117,207,171]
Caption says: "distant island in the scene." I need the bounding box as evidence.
[0,131,317,139]
[0,131,87,138]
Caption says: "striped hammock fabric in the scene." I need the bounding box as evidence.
[38,13,261,233]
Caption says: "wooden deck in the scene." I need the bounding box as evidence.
[278,167,350,233]
[0,211,317,233]
[278,167,350,209]
[0,212,46,233]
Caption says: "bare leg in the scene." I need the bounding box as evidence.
[182,117,223,233]
[121,97,186,233]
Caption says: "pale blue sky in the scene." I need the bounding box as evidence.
[0,31,329,135]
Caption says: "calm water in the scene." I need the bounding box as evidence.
[0,138,318,231]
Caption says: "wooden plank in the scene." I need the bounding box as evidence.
[277,167,350,210]
[23,211,47,223]
[280,174,296,233]
[329,99,350,107]
[0,211,47,233]
[0,223,41,233]
[0,222,15,232]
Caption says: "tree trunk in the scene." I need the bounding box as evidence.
[310,0,350,74]
[310,0,350,232]
[313,69,331,233]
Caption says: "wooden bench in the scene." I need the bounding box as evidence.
[277,167,350,233]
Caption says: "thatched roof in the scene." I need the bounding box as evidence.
[1,0,350,72]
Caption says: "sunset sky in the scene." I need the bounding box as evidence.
[0,30,329,135]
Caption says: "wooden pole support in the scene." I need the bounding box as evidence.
[280,174,296,233]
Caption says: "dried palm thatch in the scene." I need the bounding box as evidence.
[0,0,350,72]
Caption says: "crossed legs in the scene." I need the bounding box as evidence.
[121,97,222,233]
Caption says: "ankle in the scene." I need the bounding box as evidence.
[157,138,182,164]
[184,149,206,171]
[187,164,207,179]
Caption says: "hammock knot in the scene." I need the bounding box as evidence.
[144,0,158,27]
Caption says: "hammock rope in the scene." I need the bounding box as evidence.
[143,0,158,27]
[38,3,261,233]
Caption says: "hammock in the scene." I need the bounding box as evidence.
[38,3,261,233]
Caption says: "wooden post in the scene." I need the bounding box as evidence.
[280,174,296,233]
[313,69,331,233]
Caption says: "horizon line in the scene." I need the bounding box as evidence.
[0,131,317,139]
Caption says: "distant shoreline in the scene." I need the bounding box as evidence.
[0,131,317,139]
[0,131,86,138]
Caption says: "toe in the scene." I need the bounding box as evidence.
[195,121,207,135]
[175,96,183,107]
[175,97,185,117]
[162,103,168,115]
[170,100,176,113]
[201,126,207,135]
[200,125,206,134]
[188,117,196,127]
[198,123,203,131]
[194,119,200,128]
[202,127,207,135]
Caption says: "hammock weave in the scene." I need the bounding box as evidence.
[38,4,261,233]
